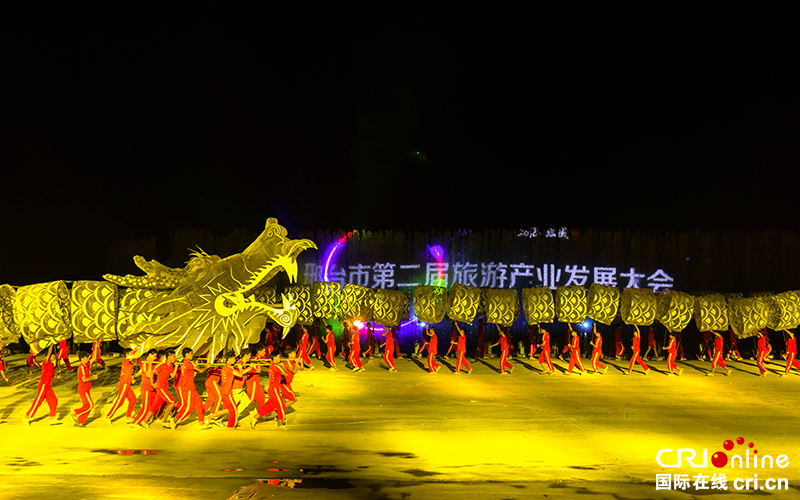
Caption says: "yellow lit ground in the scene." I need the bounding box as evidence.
[2,352,800,499]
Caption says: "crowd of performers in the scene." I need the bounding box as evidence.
[4,318,800,428]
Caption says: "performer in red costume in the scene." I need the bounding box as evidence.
[626,326,650,375]
[203,360,223,414]
[56,338,71,371]
[364,322,375,358]
[0,342,8,382]
[324,324,338,371]
[528,324,538,359]
[131,349,158,427]
[341,321,352,361]
[708,330,731,376]
[665,331,683,376]
[642,326,660,361]
[24,346,60,425]
[782,329,800,377]
[756,330,768,376]
[538,325,555,374]
[105,347,138,424]
[146,349,179,429]
[425,325,440,373]
[250,350,288,430]
[381,325,397,372]
[490,325,514,374]
[589,324,607,374]
[348,323,364,372]
[452,322,472,374]
[565,326,586,375]
[208,350,248,428]
[614,325,625,360]
[26,345,41,375]
[91,340,106,369]
[309,322,322,359]
[73,346,99,426]
[174,347,209,428]
[281,348,300,402]
[725,328,741,361]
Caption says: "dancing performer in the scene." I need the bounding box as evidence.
[243,344,267,411]
[528,324,538,359]
[308,322,322,360]
[708,330,731,376]
[281,348,300,402]
[381,325,397,372]
[0,342,8,382]
[726,328,742,361]
[425,325,440,373]
[27,345,41,375]
[364,322,375,358]
[538,325,555,374]
[490,325,514,374]
[565,326,586,375]
[324,324,338,371]
[782,330,800,377]
[131,349,158,428]
[91,340,106,369]
[589,325,607,374]
[250,350,288,430]
[665,331,683,376]
[202,358,223,414]
[475,318,487,361]
[208,350,248,429]
[147,349,178,429]
[614,325,625,360]
[73,346,99,426]
[24,346,59,425]
[756,330,769,377]
[626,326,650,375]
[348,323,364,372]
[104,347,138,424]
[642,326,660,361]
[56,338,71,371]
[175,347,209,428]
[452,322,472,374]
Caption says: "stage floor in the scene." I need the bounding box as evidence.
[2,352,800,499]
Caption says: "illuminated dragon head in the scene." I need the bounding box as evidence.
[118,219,316,362]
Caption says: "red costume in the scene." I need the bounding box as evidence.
[325,330,337,369]
[106,357,136,420]
[348,328,363,369]
[666,336,679,374]
[26,358,57,420]
[175,358,206,426]
[590,335,605,373]
[383,327,396,371]
[614,326,625,358]
[427,330,440,373]
[203,366,223,414]
[756,334,768,375]
[784,336,800,375]
[57,339,71,370]
[219,364,238,428]
[74,361,94,425]
[132,360,156,425]
[711,334,728,372]
[256,362,286,421]
[538,330,554,372]
[499,328,514,374]
[627,334,649,374]
[298,330,312,366]
[455,333,471,373]
[567,334,586,374]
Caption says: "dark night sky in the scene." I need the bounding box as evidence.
[2,6,799,283]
